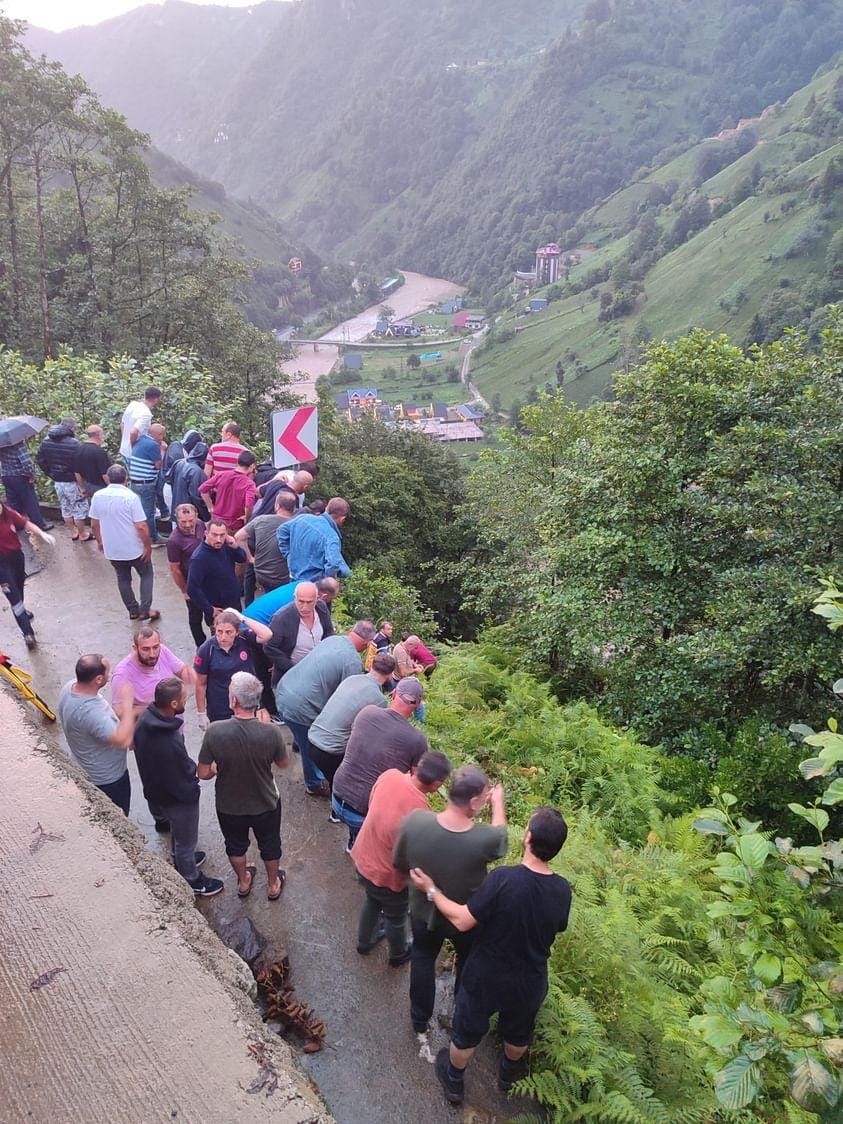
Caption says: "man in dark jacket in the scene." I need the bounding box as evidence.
[37,418,90,540]
[186,517,246,624]
[263,580,334,681]
[163,428,203,482]
[170,441,210,520]
[132,677,223,897]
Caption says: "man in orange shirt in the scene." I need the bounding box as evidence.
[350,751,452,967]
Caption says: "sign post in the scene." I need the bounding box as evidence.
[271,406,318,469]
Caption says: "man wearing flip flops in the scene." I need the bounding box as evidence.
[198,671,289,901]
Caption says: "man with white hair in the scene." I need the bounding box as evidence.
[197,671,289,901]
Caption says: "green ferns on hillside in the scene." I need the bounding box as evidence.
[425,644,719,1120]
[424,636,842,1120]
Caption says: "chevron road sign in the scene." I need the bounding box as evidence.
[271,406,318,468]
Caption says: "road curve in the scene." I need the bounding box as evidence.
[282,270,464,403]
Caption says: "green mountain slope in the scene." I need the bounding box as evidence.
[26,0,843,300]
[144,146,344,328]
[469,62,843,410]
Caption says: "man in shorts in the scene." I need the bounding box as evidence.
[393,765,508,1036]
[410,807,572,1105]
[198,671,289,900]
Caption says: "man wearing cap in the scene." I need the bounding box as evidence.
[331,677,430,849]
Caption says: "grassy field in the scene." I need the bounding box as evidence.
[331,342,468,406]
[470,61,842,410]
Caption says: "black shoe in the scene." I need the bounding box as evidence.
[42,521,55,530]
[435,1047,464,1105]
[188,875,224,897]
[388,945,412,968]
[154,819,171,832]
[129,610,141,620]
[24,633,37,650]
[357,923,386,955]
[498,1053,529,1092]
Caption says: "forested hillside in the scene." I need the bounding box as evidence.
[0,17,297,444]
[27,0,843,299]
[2,8,842,1113]
[145,147,356,330]
[472,59,843,409]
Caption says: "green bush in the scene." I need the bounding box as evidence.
[424,642,721,1120]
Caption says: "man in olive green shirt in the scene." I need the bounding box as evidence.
[198,671,288,900]
[393,765,508,1033]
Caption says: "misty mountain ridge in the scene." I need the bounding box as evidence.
[26,0,843,311]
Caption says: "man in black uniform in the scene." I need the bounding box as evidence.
[410,806,572,1106]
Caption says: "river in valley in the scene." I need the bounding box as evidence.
[281,270,464,401]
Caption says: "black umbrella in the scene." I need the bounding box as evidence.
[0,415,48,448]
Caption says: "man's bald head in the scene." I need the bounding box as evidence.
[292,470,313,493]
[275,491,298,516]
[294,582,319,614]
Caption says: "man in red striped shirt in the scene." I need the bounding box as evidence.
[205,421,249,476]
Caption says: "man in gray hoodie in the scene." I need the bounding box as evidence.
[170,441,210,520]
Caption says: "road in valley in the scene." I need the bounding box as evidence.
[282,270,464,402]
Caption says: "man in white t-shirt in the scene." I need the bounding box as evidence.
[119,385,162,460]
[90,464,159,621]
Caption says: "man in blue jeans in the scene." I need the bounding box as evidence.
[274,621,375,795]
[128,426,163,545]
[133,677,223,897]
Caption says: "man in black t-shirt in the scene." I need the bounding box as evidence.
[410,806,572,1106]
[74,425,111,499]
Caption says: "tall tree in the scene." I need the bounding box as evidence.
[460,320,843,748]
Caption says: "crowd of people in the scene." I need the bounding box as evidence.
[3,387,572,1107]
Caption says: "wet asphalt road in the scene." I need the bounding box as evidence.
[5,530,524,1124]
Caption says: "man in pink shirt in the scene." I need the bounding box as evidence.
[408,637,438,676]
[204,421,248,476]
[110,625,196,831]
[351,751,452,967]
[199,450,258,533]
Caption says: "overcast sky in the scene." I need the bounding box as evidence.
[3,1,263,32]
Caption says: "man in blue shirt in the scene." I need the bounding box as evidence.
[276,497,351,582]
[128,429,163,545]
[186,518,247,625]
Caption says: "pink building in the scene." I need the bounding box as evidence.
[534,243,562,285]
